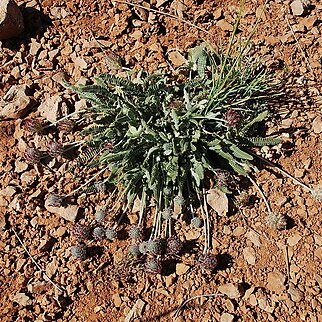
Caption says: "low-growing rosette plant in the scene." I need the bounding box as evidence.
[61,43,283,256]
[24,38,321,271]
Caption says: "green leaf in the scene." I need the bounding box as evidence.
[229,145,253,160]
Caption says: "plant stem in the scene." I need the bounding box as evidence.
[247,174,272,214]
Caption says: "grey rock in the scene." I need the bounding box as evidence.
[0,0,24,40]
[0,85,36,119]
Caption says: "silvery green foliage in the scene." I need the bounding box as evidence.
[70,244,86,260]
[105,228,117,240]
[191,217,203,228]
[95,210,106,223]
[266,212,287,230]
[92,227,106,240]
[68,44,280,215]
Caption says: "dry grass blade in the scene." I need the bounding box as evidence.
[11,227,65,293]
[112,0,215,37]
[173,293,225,318]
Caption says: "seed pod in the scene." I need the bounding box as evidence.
[22,118,43,133]
[94,210,106,223]
[47,140,64,157]
[128,226,143,240]
[146,239,164,255]
[105,228,117,240]
[198,253,218,271]
[139,241,149,254]
[73,223,91,241]
[70,244,87,260]
[174,195,185,206]
[25,147,42,164]
[128,244,140,258]
[224,109,241,127]
[266,212,287,230]
[166,235,183,255]
[162,208,172,220]
[93,227,106,240]
[145,257,162,274]
[57,119,75,132]
[191,217,203,228]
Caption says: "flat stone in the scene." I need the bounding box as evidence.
[37,94,63,123]
[0,85,36,119]
[312,116,322,134]
[220,313,234,322]
[176,263,190,275]
[13,292,31,307]
[218,283,244,299]
[243,247,256,265]
[290,0,305,16]
[112,293,122,307]
[287,234,302,246]
[45,199,80,222]
[14,159,28,173]
[267,271,286,293]
[288,283,304,302]
[0,0,24,40]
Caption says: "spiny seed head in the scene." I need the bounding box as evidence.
[216,170,233,188]
[236,191,250,207]
[70,244,86,260]
[106,51,122,70]
[46,194,63,207]
[139,241,149,254]
[145,257,162,274]
[128,226,143,240]
[147,239,164,255]
[94,210,106,223]
[57,119,75,132]
[128,244,140,258]
[92,226,106,240]
[164,187,172,196]
[266,212,287,230]
[174,195,185,206]
[105,228,117,240]
[25,147,42,164]
[73,223,91,241]
[22,118,43,133]
[47,140,64,157]
[94,181,107,193]
[166,235,183,255]
[162,208,172,220]
[191,217,203,228]
[198,253,218,271]
[224,109,241,127]
[311,187,322,201]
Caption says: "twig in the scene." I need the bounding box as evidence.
[112,0,215,37]
[11,227,64,293]
[284,244,291,286]
[173,293,225,318]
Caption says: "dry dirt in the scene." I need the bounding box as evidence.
[1,0,322,321]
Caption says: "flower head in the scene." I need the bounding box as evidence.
[224,109,241,127]
[25,147,42,164]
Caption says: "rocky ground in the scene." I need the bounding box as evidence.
[1,0,322,321]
